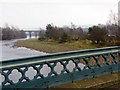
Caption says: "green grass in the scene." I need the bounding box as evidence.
[15,39,105,53]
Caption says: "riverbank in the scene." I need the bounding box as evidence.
[14,39,105,53]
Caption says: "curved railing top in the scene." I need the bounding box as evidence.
[1,46,120,68]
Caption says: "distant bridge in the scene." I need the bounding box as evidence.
[23,30,40,38]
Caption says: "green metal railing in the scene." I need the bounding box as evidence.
[0,46,120,89]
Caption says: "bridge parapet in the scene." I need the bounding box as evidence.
[0,46,120,89]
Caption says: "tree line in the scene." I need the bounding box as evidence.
[0,25,27,40]
[39,23,87,43]
[38,23,120,46]
[88,24,120,46]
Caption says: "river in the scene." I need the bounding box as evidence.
[0,37,47,60]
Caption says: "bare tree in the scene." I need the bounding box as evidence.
[107,10,118,25]
[106,10,120,45]
[88,26,108,44]
[38,30,46,40]
[1,25,27,40]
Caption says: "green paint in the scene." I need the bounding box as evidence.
[1,46,120,89]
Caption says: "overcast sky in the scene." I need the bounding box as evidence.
[0,0,119,29]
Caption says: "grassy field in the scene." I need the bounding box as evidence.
[15,39,105,53]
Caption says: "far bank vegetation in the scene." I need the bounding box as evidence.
[38,23,120,46]
[0,24,27,40]
[38,11,120,46]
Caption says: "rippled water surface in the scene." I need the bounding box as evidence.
[0,38,47,60]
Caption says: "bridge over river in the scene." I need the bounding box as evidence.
[0,46,120,89]
[23,30,40,38]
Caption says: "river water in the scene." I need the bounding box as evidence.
[0,38,47,61]
[0,37,85,85]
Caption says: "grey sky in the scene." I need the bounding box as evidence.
[0,0,119,29]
